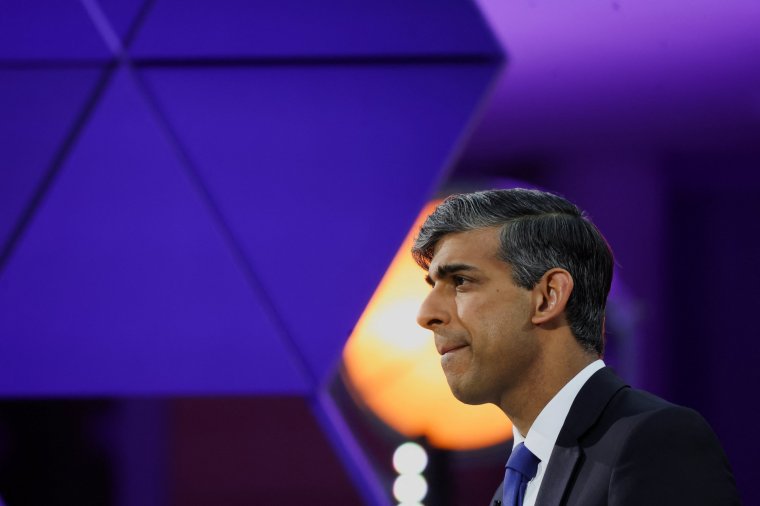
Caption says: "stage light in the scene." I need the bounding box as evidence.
[393,473,427,503]
[393,441,428,475]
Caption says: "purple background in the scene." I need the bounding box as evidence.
[1,0,758,504]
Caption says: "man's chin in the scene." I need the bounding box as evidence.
[447,381,488,406]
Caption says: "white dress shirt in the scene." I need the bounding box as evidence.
[511,360,605,506]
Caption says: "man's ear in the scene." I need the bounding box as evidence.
[531,268,574,325]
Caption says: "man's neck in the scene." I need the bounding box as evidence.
[502,347,598,436]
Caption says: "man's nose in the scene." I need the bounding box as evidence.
[416,288,450,330]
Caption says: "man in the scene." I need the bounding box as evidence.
[412,189,739,505]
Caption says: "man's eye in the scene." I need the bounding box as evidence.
[452,275,467,287]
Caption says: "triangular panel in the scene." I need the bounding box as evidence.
[0,67,310,395]
[0,68,103,257]
[0,1,111,60]
[130,0,501,58]
[95,0,149,47]
[139,62,500,384]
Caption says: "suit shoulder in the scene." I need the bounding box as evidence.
[604,391,741,505]
[608,384,677,415]
[612,395,720,451]
[595,383,716,431]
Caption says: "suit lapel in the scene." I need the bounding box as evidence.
[534,445,581,505]
[534,368,628,506]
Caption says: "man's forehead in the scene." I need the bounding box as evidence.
[429,227,502,268]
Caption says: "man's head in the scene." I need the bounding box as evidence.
[412,188,613,355]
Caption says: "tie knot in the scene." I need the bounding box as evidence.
[506,442,540,480]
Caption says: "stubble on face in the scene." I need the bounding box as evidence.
[422,228,540,411]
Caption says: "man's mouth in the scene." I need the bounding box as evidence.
[440,343,468,355]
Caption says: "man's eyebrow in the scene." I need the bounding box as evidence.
[425,263,478,286]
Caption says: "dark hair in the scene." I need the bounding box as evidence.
[412,188,613,354]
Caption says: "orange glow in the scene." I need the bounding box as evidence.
[343,201,512,450]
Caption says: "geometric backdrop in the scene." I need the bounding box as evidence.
[0,0,502,395]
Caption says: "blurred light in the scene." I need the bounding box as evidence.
[343,201,511,450]
[393,441,428,474]
[397,503,424,506]
[393,473,428,503]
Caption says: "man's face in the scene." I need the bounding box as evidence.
[416,227,539,408]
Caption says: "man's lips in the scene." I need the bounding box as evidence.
[438,343,469,355]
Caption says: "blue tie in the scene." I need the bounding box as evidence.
[502,442,540,506]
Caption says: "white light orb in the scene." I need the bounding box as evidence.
[393,474,428,503]
[393,441,428,474]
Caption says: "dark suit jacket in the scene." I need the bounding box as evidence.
[490,368,740,505]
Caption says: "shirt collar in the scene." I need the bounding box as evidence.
[512,360,605,461]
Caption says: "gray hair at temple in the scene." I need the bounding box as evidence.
[411,188,614,355]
